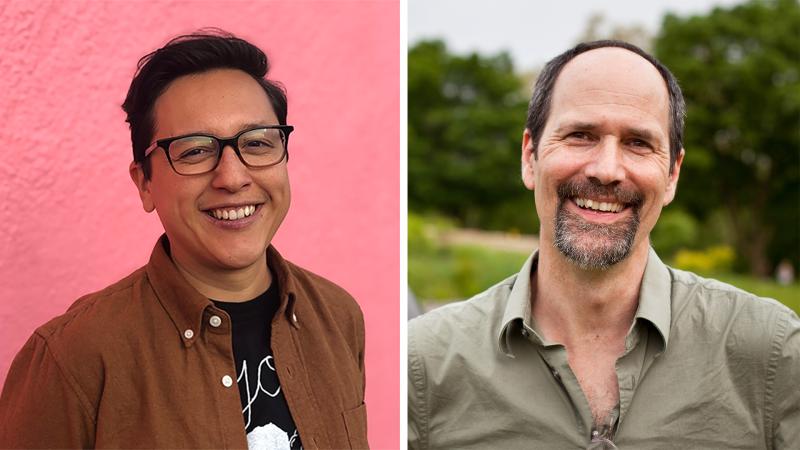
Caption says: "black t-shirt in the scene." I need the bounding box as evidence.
[212,280,302,450]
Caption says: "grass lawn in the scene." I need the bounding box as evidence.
[410,244,800,315]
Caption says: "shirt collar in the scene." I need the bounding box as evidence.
[497,247,672,356]
[636,247,672,349]
[498,251,539,356]
[265,244,301,329]
[145,235,300,347]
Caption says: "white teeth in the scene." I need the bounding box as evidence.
[209,205,257,221]
[575,198,623,213]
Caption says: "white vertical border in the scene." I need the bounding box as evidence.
[399,0,408,447]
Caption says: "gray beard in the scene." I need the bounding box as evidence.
[553,200,640,270]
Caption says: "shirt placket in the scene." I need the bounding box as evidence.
[525,324,595,439]
[526,322,653,445]
[202,306,250,449]
[614,324,648,432]
[272,298,330,450]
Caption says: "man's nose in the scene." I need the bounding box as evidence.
[211,145,252,192]
[583,137,626,185]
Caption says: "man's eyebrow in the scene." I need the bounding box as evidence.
[553,122,598,134]
[553,122,662,142]
[625,127,660,142]
[180,123,276,137]
[216,122,276,135]
[238,122,276,130]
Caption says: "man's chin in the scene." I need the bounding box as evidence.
[555,236,632,270]
[213,250,268,271]
[553,207,639,270]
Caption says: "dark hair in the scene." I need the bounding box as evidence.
[525,40,685,173]
[122,29,287,178]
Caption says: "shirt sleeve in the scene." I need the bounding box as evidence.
[772,309,800,449]
[358,304,367,400]
[407,320,427,450]
[0,332,95,448]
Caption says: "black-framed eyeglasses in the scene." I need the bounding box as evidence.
[143,125,294,176]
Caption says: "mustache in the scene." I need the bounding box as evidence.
[556,179,644,209]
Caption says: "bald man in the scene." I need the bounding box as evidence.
[408,40,799,450]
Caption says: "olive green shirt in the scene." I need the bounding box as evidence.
[408,249,799,449]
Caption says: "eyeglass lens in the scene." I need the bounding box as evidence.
[167,128,286,174]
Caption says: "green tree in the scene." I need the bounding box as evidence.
[654,0,800,275]
[408,40,536,232]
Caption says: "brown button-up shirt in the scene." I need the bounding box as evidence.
[0,236,368,449]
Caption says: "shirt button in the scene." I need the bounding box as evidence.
[221,375,234,387]
[209,315,222,327]
[183,329,194,339]
[521,329,529,337]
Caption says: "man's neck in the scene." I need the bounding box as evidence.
[171,249,272,302]
[532,242,649,347]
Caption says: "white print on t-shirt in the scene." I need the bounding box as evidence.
[239,355,281,429]
[247,423,291,450]
[246,424,301,450]
[240,356,302,449]
[289,429,299,448]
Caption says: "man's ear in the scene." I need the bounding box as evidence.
[663,148,684,206]
[521,129,536,191]
[129,161,155,213]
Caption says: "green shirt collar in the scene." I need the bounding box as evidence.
[498,247,672,357]
[636,247,672,348]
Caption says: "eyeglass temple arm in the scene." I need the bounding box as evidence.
[142,142,159,159]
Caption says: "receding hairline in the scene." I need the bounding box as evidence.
[545,47,671,129]
[555,47,668,95]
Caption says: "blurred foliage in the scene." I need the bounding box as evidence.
[408,211,455,254]
[673,245,736,273]
[651,208,700,256]
[408,213,529,299]
[408,40,536,233]
[654,0,800,275]
[408,211,432,254]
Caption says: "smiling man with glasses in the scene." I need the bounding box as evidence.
[0,31,368,449]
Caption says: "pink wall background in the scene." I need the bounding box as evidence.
[0,0,399,448]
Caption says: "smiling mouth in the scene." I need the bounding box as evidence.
[574,197,625,213]
[205,204,259,221]
[557,179,643,216]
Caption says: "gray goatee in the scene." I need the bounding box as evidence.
[553,180,643,270]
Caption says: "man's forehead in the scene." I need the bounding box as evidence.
[151,68,277,138]
[552,47,669,106]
